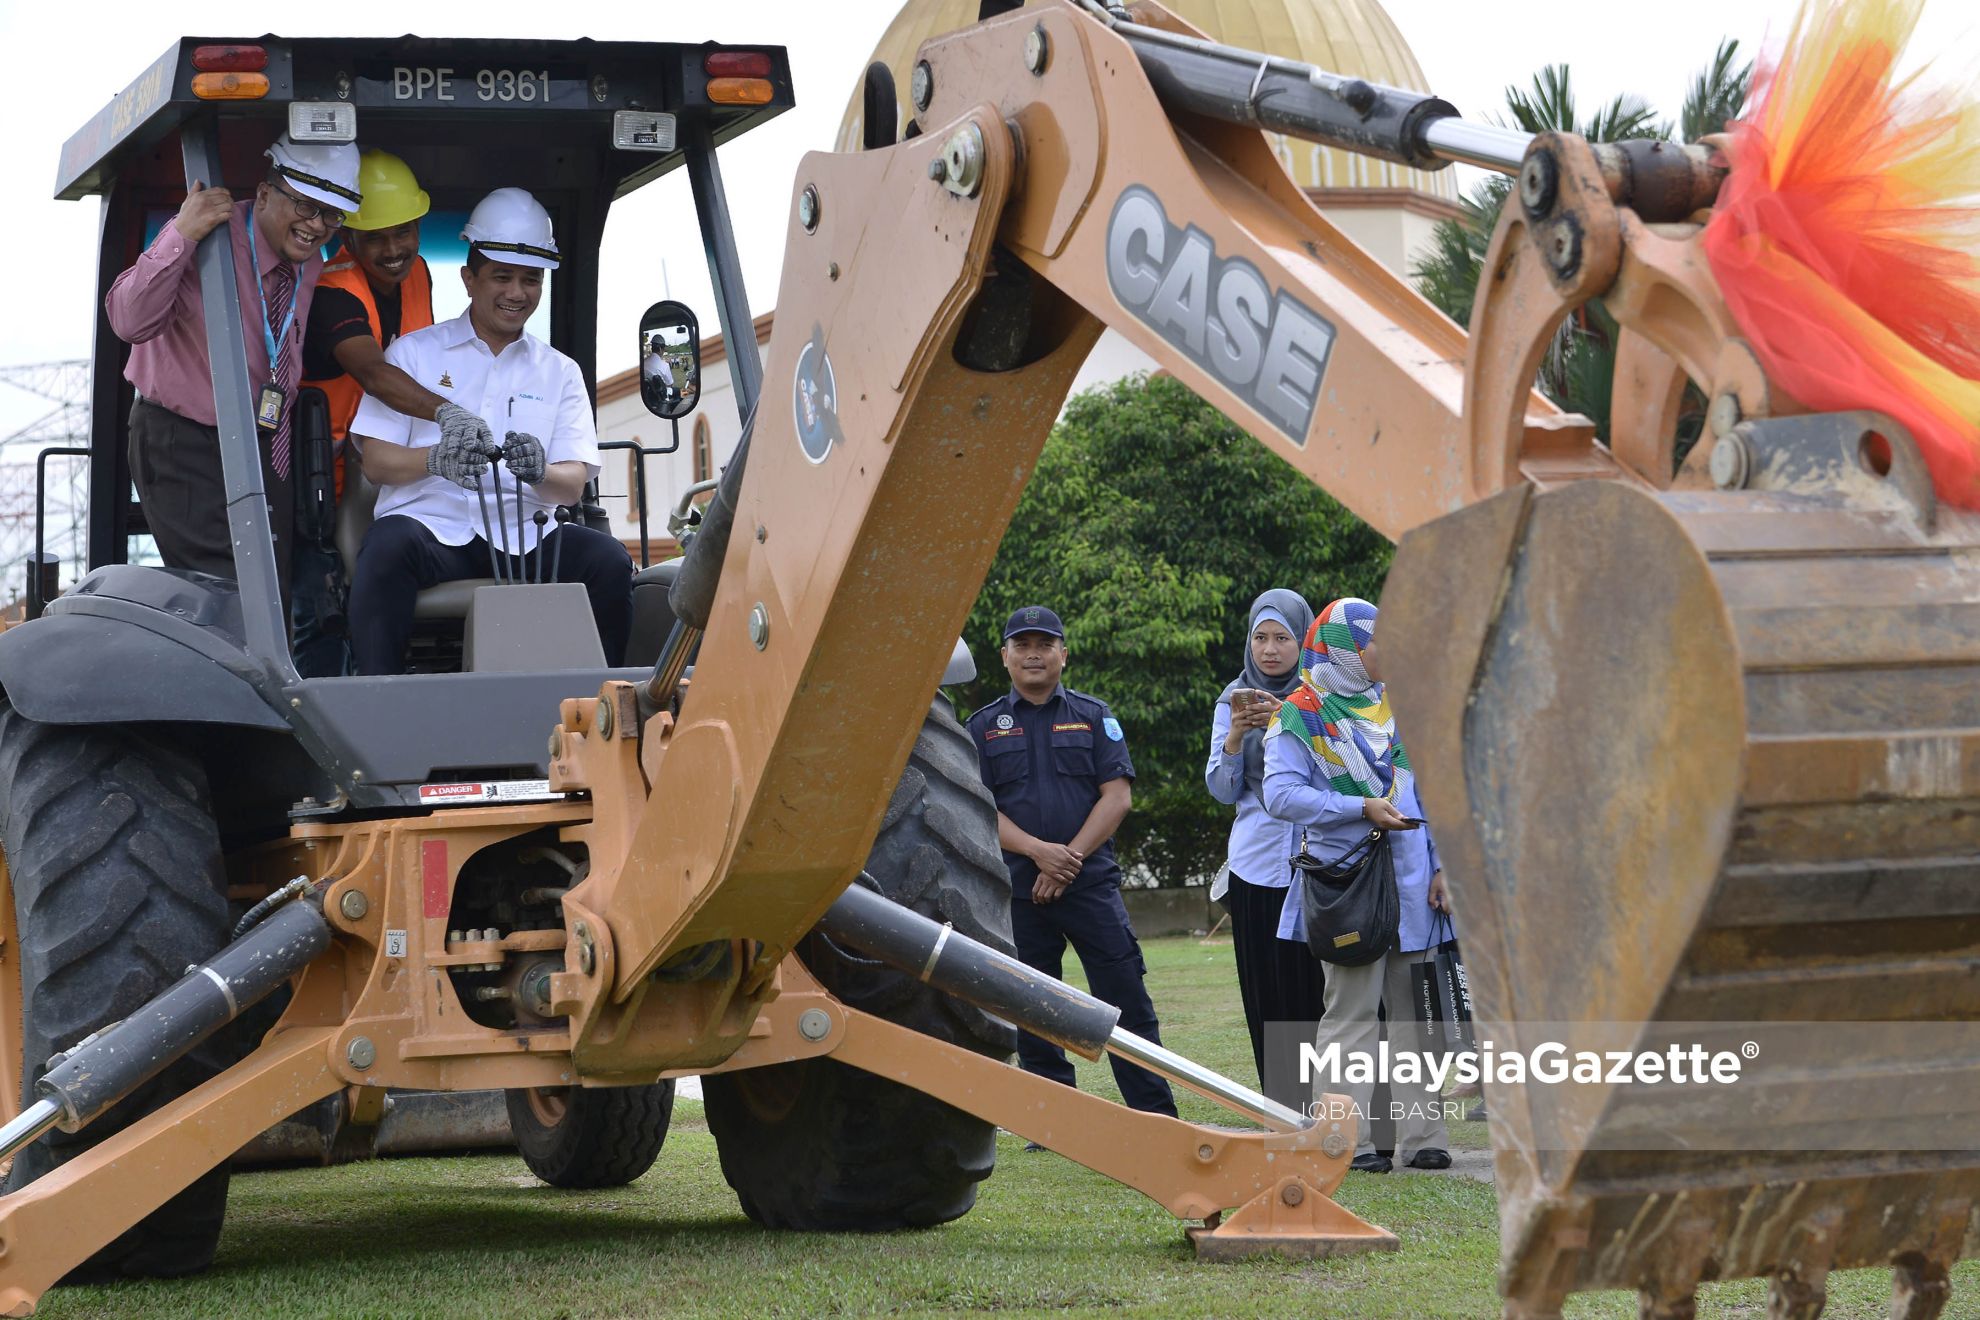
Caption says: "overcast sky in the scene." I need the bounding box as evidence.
[1,0,1971,437]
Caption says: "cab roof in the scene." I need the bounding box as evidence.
[57,35,794,201]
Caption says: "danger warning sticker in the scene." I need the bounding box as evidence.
[416,780,564,805]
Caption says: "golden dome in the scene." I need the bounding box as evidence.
[835,0,1456,200]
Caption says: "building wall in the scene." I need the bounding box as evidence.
[1306,189,1464,291]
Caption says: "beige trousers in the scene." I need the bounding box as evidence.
[1311,946,1452,1161]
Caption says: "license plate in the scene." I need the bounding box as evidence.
[360,64,585,108]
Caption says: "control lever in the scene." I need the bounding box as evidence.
[474,476,507,584]
[514,464,527,577]
[490,461,510,579]
[551,506,571,583]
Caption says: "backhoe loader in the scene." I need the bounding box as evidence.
[0,4,1974,1317]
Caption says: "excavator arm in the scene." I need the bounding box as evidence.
[568,1,1558,994]
[569,0,1788,1001]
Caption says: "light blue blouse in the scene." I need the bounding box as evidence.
[1205,699,1302,889]
[1262,731,1445,954]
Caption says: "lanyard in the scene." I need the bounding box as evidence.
[245,207,298,381]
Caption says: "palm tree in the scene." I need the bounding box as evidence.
[1502,64,1662,143]
[1410,44,1752,453]
[1407,175,1510,331]
[1681,39,1755,141]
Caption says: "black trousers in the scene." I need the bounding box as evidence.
[1228,872,1326,1110]
[128,397,293,602]
[1011,883,1177,1116]
[350,514,634,675]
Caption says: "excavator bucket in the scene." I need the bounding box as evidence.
[1381,416,1980,1318]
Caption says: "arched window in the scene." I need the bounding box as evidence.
[692,415,713,483]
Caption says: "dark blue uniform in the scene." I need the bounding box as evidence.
[968,685,1176,1116]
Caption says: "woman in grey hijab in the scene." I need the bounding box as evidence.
[1205,588,1319,1105]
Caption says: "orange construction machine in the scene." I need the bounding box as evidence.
[1,5,1973,1317]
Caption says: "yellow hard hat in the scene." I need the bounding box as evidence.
[344,150,430,231]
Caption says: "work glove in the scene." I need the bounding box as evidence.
[428,403,498,488]
[503,430,547,485]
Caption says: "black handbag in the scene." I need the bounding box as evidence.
[1290,827,1399,966]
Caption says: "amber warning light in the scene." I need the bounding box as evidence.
[193,72,269,99]
[703,49,774,105]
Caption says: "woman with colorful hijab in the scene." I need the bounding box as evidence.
[1263,597,1452,1174]
[1206,589,1318,1106]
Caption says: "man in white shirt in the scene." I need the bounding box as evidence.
[643,345,679,408]
[346,188,634,674]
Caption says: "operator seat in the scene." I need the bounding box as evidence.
[335,468,495,619]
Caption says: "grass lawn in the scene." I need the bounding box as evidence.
[35,936,1978,1318]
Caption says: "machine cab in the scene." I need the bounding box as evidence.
[13,37,791,816]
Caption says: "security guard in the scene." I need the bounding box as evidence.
[967,606,1177,1117]
[296,150,485,675]
[346,188,633,674]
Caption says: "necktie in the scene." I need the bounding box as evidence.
[265,262,298,479]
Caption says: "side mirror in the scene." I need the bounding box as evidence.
[639,301,700,421]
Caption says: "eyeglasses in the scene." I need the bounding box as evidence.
[270,179,345,230]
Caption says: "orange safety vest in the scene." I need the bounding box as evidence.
[301,254,434,494]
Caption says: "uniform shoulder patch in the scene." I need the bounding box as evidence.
[1103,717,1125,742]
[968,701,1008,733]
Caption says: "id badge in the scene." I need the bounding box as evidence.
[256,382,285,432]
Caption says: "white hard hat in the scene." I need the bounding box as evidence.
[264,135,363,214]
[461,187,560,269]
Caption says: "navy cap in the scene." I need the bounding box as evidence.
[1002,605,1064,641]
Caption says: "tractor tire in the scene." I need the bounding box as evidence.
[0,704,232,1279]
[505,1081,675,1188]
[703,700,1016,1230]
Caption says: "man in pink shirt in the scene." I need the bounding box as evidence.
[106,135,362,589]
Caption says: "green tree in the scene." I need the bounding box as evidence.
[959,374,1391,889]
[1503,64,1661,142]
[1406,176,1510,331]
[1680,38,1755,142]
[1409,46,1751,453]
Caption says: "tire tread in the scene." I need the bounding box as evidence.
[504,1082,675,1189]
[705,702,1015,1231]
[0,705,232,1280]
